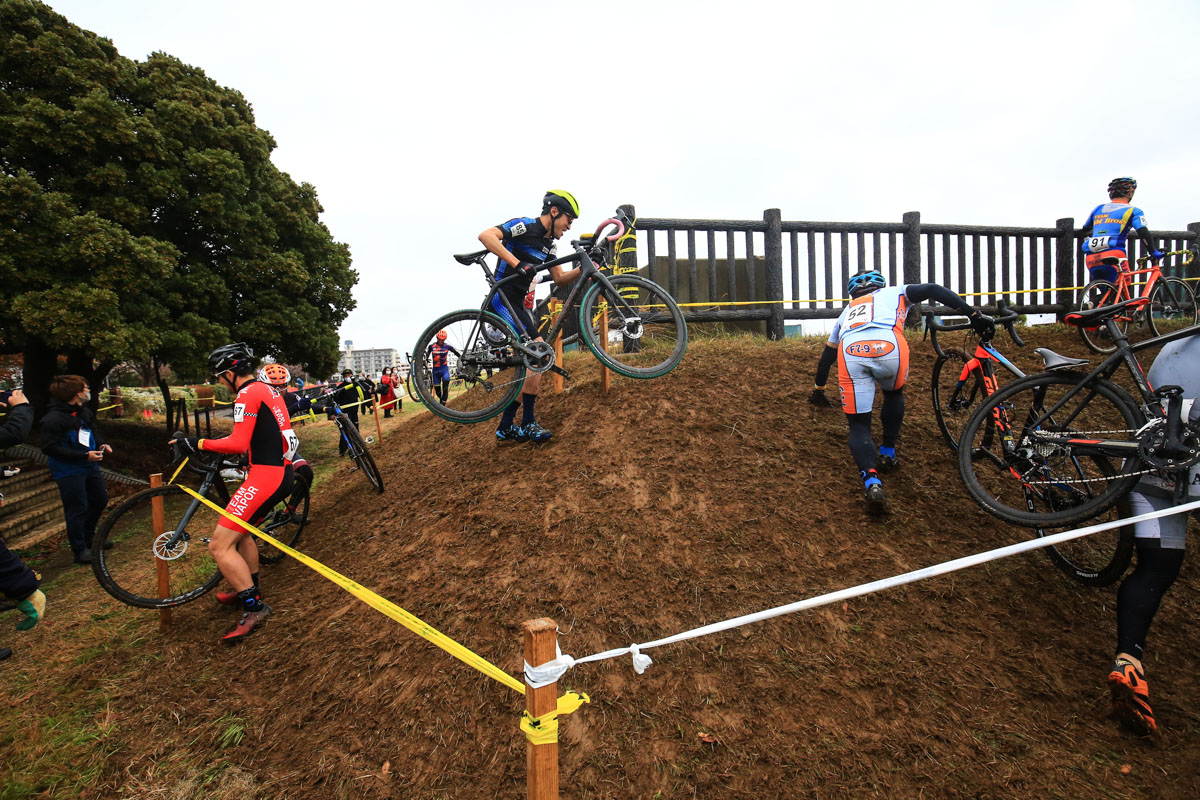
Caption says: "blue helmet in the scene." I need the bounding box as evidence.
[847,269,886,298]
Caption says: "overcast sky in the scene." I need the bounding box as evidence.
[47,0,1200,359]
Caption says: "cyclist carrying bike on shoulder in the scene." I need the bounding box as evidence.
[810,270,992,513]
[171,343,297,643]
[477,189,585,443]
[1080,177,1162,284]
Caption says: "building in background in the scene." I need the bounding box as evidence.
[336,343,400,377]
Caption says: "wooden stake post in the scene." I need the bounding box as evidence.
[524,618,560,800]
[598,306,610,394]
[149,473,171,632]
[373,396,384,441]
[550,299,564,395]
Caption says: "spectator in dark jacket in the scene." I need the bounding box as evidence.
[39,375,111,564]
[0,389,48,661]
[326,369,366,457]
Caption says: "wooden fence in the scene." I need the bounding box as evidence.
[617,204,1200,339]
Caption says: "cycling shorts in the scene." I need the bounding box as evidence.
[836,328,909,415]
[432,366,450,383]
[1086,251,1126,284]
[490,285,536,338]
[218,465,294,534]
[1127,490,1189,551]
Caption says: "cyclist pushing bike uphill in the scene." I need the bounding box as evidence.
[411,192,687,434]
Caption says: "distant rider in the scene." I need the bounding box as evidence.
[1080,177,1162,284]
[477,190,585,443]
[810,270,992,513]
[427,330,460,405]
[257,364,314,524]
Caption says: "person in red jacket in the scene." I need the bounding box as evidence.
[378,366,400,417]
[173,343,297,643]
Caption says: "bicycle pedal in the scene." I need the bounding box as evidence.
[550,366,571,379]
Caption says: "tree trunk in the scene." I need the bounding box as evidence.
[21,340,58,418]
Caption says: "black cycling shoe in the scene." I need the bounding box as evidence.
[877,454,898,474]
[865,483,888,515]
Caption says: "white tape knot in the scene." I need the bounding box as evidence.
[525,643,576,688]
[629,644,653,674]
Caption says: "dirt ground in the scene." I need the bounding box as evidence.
[3,325,1199,799]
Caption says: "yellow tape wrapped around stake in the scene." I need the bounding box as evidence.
[520,691,590,745]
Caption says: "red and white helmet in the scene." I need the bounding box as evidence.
[436,330,448,341]
[257,363,291,387]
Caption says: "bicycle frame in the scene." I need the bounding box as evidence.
[1000,318,1200,458]
[463,220,635,364]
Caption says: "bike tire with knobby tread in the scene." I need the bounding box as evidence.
[340,416,384,493]
[1146,277,1198,338]
[931,348,982,452]
[411,309,526,423]
[1037,494,1135,587]
[577,275,688,379]
[256,484,310,565]
[1077,279,1127,355]
[92,484,225,609]
[957,371,1145,528]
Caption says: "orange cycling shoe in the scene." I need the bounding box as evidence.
[1108,659,1157,736]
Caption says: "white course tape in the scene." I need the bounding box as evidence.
[558,498,1200,677]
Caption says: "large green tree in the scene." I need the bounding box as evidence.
[0,0,356,416]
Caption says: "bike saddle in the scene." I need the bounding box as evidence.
[1034,347,1089,371]
[454,249,489,265]
[1064,297,1144,327]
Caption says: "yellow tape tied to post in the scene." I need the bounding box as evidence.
[520,691,590,745]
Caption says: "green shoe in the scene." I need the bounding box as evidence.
[15,589,45,631]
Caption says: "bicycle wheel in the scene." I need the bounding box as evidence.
[1037,493,1135,587]
[957,372,1144,528]
[92,485,225,609]
[578,275,688,379]
[1077,280,1127,354]
[1146,277,1198,338]
[931,348,983,452]
[412,309,526,423]
[255,484,309,565]
[339,416,384,493]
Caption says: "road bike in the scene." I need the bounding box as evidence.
[313,389,384,493]
[91,443,309,609]
[957,298,1200,533]
[1077,249,1196,354]
[411,211,688,423]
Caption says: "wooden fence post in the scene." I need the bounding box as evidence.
[763,208,784,340]
[902,211,922,286]
[373,397,384,442]
[1187,223,1200,282]
[112,386,122,418]
[149,473,171,632]
[1055,217,1076,321]
[524,618,559,800]
[615,204,642,355]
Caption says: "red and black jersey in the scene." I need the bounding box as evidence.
[200,380,298,467]
[428,342,458,368]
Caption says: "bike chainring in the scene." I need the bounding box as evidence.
[522,341,556,373]
[1138,420,1200,471]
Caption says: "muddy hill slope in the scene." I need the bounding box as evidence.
[16,327,1200,799]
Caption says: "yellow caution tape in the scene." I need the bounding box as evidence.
[175,484,527,695]
[96,402,123,412]
[520,691,590,745]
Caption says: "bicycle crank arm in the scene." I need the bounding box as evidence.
[549,365,571,380]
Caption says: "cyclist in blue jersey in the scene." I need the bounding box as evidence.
[427,330,461,404]
[1103,337,1200,736]
[478,190,586,443]
[810,270,992,513]
[1080,177,1162,284]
